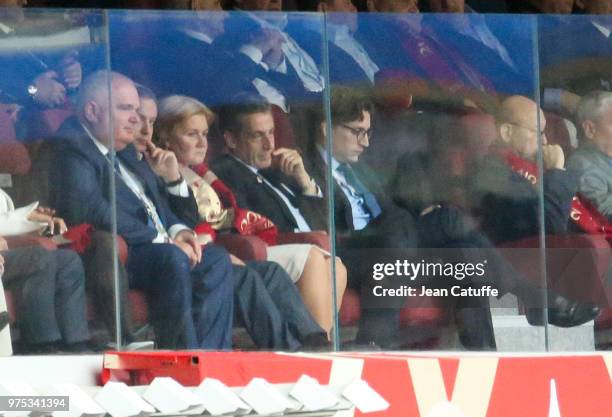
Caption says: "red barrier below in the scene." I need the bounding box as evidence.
[102,351,612,417]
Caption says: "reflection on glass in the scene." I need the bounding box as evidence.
[1,7,608,356]
[321,11,598,352]
[108,10,338,351]
[539,14,612,350]
[0,8,114,354]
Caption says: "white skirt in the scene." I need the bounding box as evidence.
[266,244,331,283]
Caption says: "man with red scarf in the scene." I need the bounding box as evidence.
[469,95,579,245]
[468,95,606,327]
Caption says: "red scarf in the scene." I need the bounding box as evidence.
[192,163,278,245]
[61,223,93,253]
[232,208,278,245]
[500,149,612,237]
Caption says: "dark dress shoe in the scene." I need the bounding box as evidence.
[526,294,600,327]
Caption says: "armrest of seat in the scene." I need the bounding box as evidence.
[277,231,331,251]
[5,234,57,251]
[0,142,31,176]
[215,234,268,261]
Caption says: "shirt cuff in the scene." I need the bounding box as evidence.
[240,45,269,71]
[302,180,323,197]
[168,224,191,240]
[167,180,189,197]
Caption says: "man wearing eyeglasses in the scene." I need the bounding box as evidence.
[303,86,510,349]
[466,96,605,327]
[468,95,578,244]
[215,89,598,348]
[306,88,598,347]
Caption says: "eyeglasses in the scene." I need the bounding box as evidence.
[509,122,546,137]
[341,124,373,142]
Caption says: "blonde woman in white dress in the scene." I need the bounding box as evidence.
[144,94,346,336]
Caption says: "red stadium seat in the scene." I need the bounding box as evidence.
[0,104,31,176]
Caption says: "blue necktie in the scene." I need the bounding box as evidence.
[337,163,382,219]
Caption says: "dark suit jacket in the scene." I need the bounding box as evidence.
[110,22,275,109]
[303,149,417,250]
[423,15,531,96]
[468,151,579,244]
[213,15,320,105]
[357,17,491,88]
[167,187,201,230]
[210,154,327,232]
[355,17,498,111]
[50,118,185,246]
[389,150,459,218]
[0,53,48,104]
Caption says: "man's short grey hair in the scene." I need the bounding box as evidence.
[577,91,612,125]
[76,70,133,118]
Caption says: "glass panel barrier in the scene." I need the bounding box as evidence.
[322,11,549,352]
[0,8,115,354]
[6,7,608,356]
[538,14,612,352]
[109,9,335,351]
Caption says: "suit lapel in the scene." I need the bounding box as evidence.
[311,152,354,231]
[66,123,150,221]
[118,149,157,197]
[227,157,299,228]
[116,147,169,225]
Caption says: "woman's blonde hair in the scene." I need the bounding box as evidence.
[154,95,215,149]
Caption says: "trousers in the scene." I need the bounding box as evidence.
[2,246,90,345]
[81,231,135,343]
[233,260,325,350]
[127,243,234,349]
[354,206,524,349]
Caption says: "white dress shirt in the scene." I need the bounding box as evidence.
[238,44,290,112]
[317,146,372,230]
[239,11,324,93]
[231,156,314,232]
